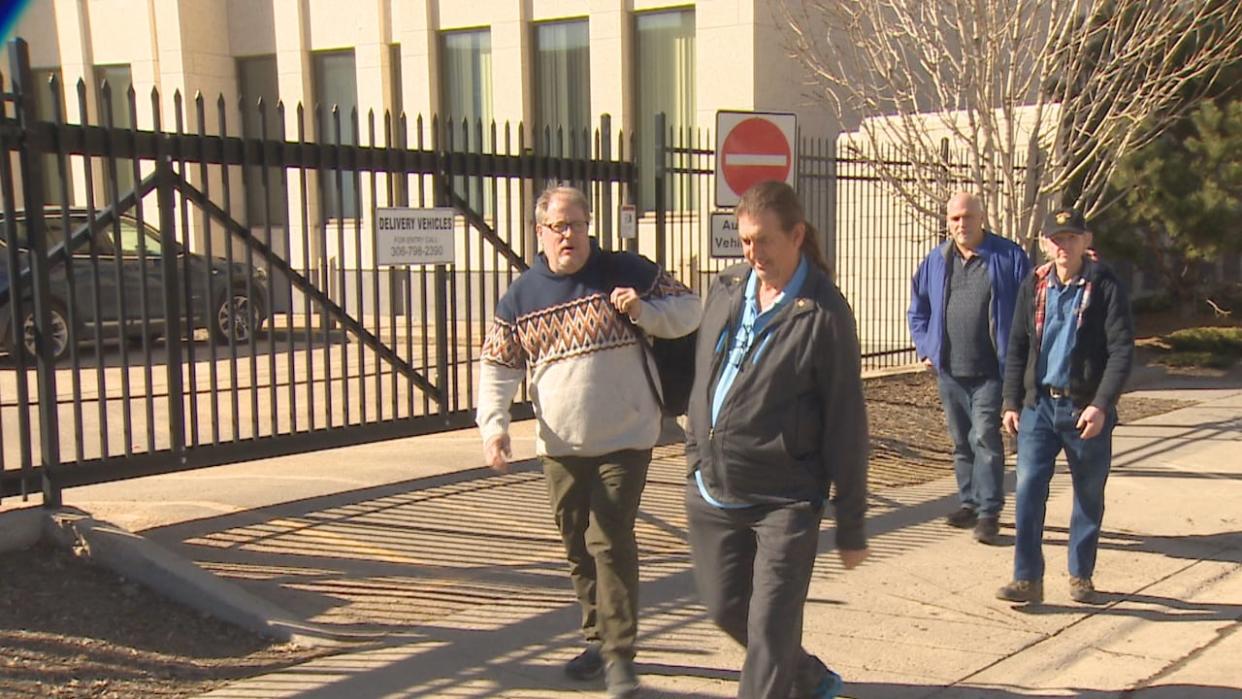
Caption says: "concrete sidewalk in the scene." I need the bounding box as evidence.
[5,375,1239,697]
[138,382,1238,697]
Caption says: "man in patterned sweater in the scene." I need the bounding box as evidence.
[476,185,701,698]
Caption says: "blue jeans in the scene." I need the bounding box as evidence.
[1013,395,1115,581]
[937,373,1005,518]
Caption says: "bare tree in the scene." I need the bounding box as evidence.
[780,0,1242,244]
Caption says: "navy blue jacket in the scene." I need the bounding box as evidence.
[686,262,869,551]
[907,232,1031,373]
[1003,258,1134,412]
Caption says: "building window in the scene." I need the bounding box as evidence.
[634,9,695,211]
[440,29,493,214]
[31,67,70,206]
[237,55,285,227]
[94,64,135,199]
[440,29,493,128]
[312,49,360,219]
[533,19,591,148]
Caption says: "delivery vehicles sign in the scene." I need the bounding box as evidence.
[375,208,458,266]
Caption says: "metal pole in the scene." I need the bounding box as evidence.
[433,121,451,419]
[654,112,667,267]
[600,114,613,251]
[155,150,186,460]
[9,38,61,508]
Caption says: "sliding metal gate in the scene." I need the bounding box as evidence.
[0,39,636,504]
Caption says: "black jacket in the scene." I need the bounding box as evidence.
[685,261,869,551]
[1003,257,1134,413]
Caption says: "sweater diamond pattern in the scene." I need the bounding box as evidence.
[481,293,636,370]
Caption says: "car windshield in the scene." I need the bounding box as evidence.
[0,219,68,251]
[113,220,164,255]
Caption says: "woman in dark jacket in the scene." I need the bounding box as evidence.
[684,181,869,699]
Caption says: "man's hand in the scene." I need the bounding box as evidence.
[921,357,935,373]
[838,547,870,570]
[610,287,643,321]
[1077,405,1106,439]
[484,434,512,473]
[1003,409,1021,436]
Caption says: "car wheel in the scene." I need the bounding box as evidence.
[211,290,264,344]
[18,301,71,363]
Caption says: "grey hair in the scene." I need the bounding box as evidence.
[534,184,591,225]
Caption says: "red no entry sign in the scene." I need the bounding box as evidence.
[715,111,798,207]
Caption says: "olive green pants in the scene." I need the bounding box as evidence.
[541,448,651,662]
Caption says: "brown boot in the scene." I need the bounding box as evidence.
[1070,577,1103,605]
[996,579,1043,604]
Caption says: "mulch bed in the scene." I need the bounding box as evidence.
[0,542,334,698]
[862,371,1193,488]
[0,371,1195,698]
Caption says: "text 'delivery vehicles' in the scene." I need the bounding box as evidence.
[374,208,459,267]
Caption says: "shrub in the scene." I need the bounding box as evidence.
[1163,327,1242,354]
[1154,351,1238,369]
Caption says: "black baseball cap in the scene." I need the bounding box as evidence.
[1043,207,1088,236]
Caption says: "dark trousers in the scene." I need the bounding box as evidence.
[937,373,1006,517]
[542,448,651,662]
[685,483,828,699]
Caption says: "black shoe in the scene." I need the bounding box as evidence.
[946,506,978,529]
[973,516,1000,545]
[564,644,604,681]
[605,659,640,698]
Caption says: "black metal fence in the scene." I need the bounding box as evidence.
[0,39,636,503]
[1,32,986,505]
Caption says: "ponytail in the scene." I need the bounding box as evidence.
[799,222,832,278]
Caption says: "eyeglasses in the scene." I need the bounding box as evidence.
[541,220,589,236]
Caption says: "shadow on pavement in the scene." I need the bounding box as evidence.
[1126,354,1242,393]
[1016,590,1242,624]
[145,454,692,638]
[1041,525,1242,566]
[141,399,1239,697]
[1112,416,1242,470]
[849,683,1242,698]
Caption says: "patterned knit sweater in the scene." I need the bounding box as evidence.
[476,241,701,458]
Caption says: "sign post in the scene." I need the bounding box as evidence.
[715,111,798,208]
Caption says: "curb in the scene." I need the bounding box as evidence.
[0,505,44,554]
[7,507,381,648]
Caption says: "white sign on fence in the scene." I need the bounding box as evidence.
[375,208,457,266]
[710,212,743,258]
[619,204,637,240]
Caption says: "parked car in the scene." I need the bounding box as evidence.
[0,209,268,362]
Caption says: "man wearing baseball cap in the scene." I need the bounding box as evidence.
[996,206,1134,605]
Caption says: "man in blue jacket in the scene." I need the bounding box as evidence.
[908,192,1031,544]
